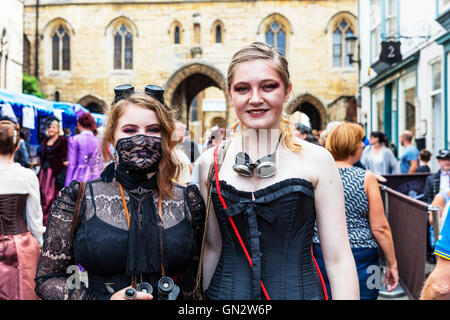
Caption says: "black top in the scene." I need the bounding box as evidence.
[205,170,326,300]
[35,175,205,300]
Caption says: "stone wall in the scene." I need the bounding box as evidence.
[0,0,24,91]
[24,0,358,134]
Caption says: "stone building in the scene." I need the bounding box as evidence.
[24,0,358,140]
[0,0,24,91]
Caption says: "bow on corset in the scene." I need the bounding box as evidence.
[223,197,278,300]
[224,198,278,223]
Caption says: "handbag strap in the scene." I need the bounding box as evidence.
[72,181,86,242]
[194,140,231,292]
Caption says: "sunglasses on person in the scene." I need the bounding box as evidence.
[113,84,167,107]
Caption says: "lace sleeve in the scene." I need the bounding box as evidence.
[35,181,91,300]
[186,184,206,248]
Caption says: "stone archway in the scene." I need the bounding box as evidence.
[286,94,327,130]
[77,95,107,114]
[164,63,229,129]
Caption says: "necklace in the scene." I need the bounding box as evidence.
[117,182,166,287]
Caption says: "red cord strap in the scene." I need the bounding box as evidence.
[213,143,271,300]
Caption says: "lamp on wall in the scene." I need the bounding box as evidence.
[346,34,359,64]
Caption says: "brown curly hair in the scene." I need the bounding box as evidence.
[101,92,178,199]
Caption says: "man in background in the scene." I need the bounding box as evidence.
[399,130,419,174]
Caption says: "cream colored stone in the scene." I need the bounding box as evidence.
[24,0,358,139]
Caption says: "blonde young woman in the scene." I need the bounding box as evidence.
[38,117,68,225]
[35,92,205,300]
[197,42,359,300]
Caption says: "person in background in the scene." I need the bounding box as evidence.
[63,127,72,138]
[417,149,431,173]
[399,130,419,174]
[293,123,320,145]
[423,149,450,263]
[359,123,370,148]
[64,112,103,187]
[204,128,225,151]
[360,131,397,175]
[313,122,398,300]
[0,120,45,300]
[423,149,450,204]
[38,117,68,226]
[13,121,30,168]
[174,121,202,165]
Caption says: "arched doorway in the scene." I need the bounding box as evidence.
[286,94,327,130]
[77,95,107,114]
[164,63,229,134]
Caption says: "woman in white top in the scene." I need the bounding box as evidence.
[0,120,45,300]
[361,131,397,175]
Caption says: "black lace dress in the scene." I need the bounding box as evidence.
[35,172,205,300]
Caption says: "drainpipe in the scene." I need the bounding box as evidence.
[34,0,39,78]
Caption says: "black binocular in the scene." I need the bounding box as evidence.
[124,276,180,300]
[113,84,167,107]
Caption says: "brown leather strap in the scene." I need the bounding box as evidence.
[72,182,86,242]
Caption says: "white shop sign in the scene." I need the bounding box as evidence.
[202,99,226,112]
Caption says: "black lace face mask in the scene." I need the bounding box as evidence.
[115,134,162,173]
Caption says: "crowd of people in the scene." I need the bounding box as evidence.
[0,41,449,300]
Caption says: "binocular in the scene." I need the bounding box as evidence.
[113,84,166,107]
[124,276,180,300]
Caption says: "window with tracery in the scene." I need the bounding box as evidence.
[114,24,133,70]
[332,19,355,67]
[265,21,286,56]
[52,25,70,70]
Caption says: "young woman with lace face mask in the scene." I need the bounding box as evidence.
[197,42,359,300]
[35,92,206,301]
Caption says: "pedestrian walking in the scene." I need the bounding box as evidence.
[312,122,398,300]
[38,117,68,226]
[64,112,103,187]
[35,89,205,300]
[196,42,359,300]
[417,149,432,173]
[0,120,45,300]
[360,131,397,175]
[399,130,419,174]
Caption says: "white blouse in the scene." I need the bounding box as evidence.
[0,162,45,246]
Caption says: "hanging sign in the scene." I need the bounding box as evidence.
[380,41,402,64]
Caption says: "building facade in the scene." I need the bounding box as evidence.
[358,0,450,171]
[0,0,24,91]
[24,0,358,139]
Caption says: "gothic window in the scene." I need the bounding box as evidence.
[265,21,286,56]
[171,22,183,44]
[332,19,355,67]
[215,25,222,43]
[52,25,70,71]
[174,26,180,44]
[114,24,133,70]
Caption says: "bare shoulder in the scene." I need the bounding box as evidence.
[293,137,334,163]
[197,147,215,188]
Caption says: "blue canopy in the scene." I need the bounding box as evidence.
[0,89,55,115]
[0,89,107,146]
